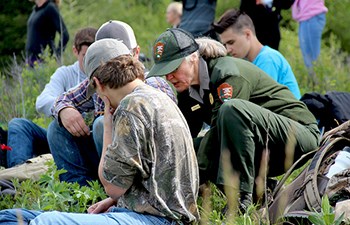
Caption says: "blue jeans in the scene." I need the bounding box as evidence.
[47,117,103,186]
[6,118,50,168]
[0,208,176,225]
[299,13,326,68]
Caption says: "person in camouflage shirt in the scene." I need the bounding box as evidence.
[0,39,199,225]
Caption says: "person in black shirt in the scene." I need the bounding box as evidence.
[26,0,69,67]
[239,0,294,50]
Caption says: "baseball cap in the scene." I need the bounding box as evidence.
[83,38,131,97]
[147,28,199,77]
[95,20,137,50]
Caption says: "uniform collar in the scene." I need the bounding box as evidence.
[189,57,210,103]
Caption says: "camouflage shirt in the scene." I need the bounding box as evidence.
[103,84,200,223]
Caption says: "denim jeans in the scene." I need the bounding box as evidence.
[47,117,103,186]
[6,118,50,168]
[299,13,326,68]
[0,208,177,225]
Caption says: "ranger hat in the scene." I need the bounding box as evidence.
[148,28,199,77]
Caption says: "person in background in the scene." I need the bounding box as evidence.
[213,9,301,99]
[166,2,182,28]
[178,0,217,39]
[6,27,97,168]
[26,0,69,67]
[0,39,199,225]
[48,20,177,186]
[240,0,294,50]
[292,0,328,86]
[148,28,319,212]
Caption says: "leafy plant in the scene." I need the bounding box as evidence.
[0,160,106,212]
[308,195,344,225]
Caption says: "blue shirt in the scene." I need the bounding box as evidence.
[252,46,301,99]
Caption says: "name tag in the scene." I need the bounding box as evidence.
[191,104,201,111]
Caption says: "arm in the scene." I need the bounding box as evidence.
[52,78,95,136]
[36,66,68,117]
[47,3,69,57]
[98,96,144,201]
[98,96,127,200]
[51,78,95,119]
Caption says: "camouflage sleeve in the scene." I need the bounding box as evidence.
[102,110,147,190]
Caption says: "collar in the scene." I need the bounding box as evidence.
[189,57,210,103]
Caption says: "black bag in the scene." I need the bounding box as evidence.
[268,120,350,224]
[0,127,8,168]
[301,91,350,133]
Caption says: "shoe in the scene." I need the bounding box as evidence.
[238,192,252,214]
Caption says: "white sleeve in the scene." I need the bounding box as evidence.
[36,66,69,117]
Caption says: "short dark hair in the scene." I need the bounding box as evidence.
[91,55,144,89]
[213,9,256,35]
[73,27,97,53]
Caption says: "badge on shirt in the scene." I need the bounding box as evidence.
[217,83,233,103]
[209,93,214,105]
[191,104,201,111]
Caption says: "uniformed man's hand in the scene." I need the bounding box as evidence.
[59,107,90,137]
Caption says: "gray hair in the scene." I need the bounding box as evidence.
[195,37,227,59]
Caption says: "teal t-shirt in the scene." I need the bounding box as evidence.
[252,46,301,99]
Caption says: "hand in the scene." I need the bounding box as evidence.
[59,107,90,137]
[101,96,113,132]
[87,197,116,214]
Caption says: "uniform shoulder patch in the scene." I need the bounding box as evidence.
[217,82,233,103]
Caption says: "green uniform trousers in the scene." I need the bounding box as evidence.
[197,99,320,194]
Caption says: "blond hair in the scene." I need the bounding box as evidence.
[195,37,227,59]
[167,2,183,16]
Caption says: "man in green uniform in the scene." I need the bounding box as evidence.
[148,28,320,211]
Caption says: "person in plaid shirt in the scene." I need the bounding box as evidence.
[48,21,176,186]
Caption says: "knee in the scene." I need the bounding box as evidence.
[31,211,61,224]
[8,118,31,132]
[218,99,245,123]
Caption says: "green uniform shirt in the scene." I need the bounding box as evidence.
[103,84,200,223]
[207,56,317,127]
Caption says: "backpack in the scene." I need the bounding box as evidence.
[301,91,350,133]
[268,120,350,224]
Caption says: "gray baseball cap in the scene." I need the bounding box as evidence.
[83,38,131,97]
[95,20,137,50]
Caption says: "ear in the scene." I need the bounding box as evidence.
[133,46,141,59]
[244,29,252,40]
[93,77,104,92]
[72,46,79,57]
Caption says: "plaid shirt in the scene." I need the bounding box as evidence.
[51,77,177,119]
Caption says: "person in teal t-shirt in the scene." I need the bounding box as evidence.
[213,9,301,99]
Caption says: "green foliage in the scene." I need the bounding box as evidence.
[0,52,56,127]
[326,1,350,52]
[308,195,344,225]
[0,0,32,70]
[0,160,106,212]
